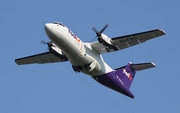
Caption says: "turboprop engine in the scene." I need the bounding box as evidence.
[92,24,118,51]
[41,41,68,60]
[98,33,118,50]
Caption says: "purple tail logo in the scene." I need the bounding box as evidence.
[123,69,133,81]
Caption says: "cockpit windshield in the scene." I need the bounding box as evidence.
[53,22,65,27]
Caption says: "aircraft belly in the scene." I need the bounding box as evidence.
[70,53,103,76]
[69,44,114,76]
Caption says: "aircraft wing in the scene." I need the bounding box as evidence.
[91,29,166,54]
[15,52,68,65]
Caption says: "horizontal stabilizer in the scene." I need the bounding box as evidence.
[131,62,156,71]
[115,62,156,71]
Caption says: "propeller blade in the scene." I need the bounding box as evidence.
[100,23,109,33]
[40,40,53,48]
[92,27,101,37]
[40,40,47,45]
[90,23,109,42]
[89,36,97,42]
[91,27,98,33]
[40,40,54,52]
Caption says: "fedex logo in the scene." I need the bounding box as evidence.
[68,29,81,43]
[123,69,132,81]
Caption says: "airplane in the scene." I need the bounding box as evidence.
[15,21,166,98]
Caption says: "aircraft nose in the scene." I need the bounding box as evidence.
[44,23,52,32]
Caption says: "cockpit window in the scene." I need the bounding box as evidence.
[53,22,65,27]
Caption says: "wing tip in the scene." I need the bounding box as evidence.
[150,62,156,67]
[14,59,21,65]
[157,29,166,35]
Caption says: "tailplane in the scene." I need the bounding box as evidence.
[115,62,156,89]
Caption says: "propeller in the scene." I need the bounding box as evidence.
[40,40,53,51]
[91,23,109,41]
[40,40,53,47]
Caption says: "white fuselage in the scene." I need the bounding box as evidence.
[44,22,113,76]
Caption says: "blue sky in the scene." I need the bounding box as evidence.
[0,0,179,113]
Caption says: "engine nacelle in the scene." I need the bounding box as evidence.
[98,33,118,51]
[99,33,112,45]
[50,44,68,60]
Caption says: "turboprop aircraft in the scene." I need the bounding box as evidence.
[15,22,166,98]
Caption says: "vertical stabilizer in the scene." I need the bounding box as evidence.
[115,63,136,89]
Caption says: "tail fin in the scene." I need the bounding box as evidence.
[115,62,156,89]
